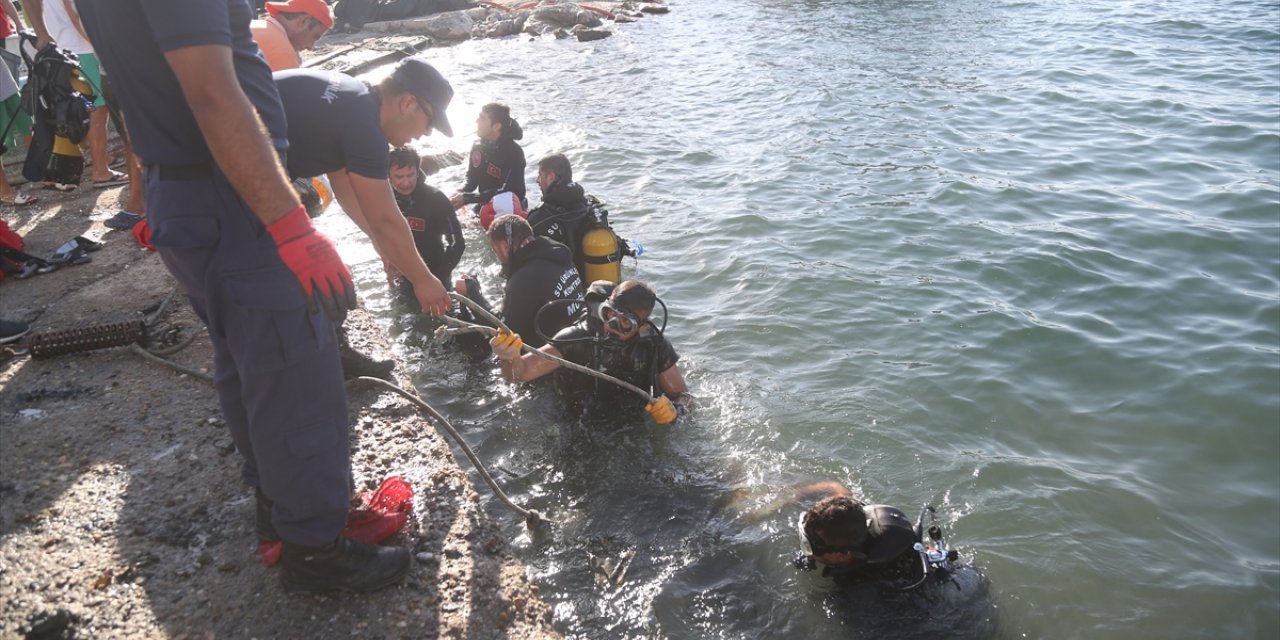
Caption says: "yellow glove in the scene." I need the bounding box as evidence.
[645,396,677,425]
[490,329,523,361]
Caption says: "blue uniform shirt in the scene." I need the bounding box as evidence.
[273,69,389,180]
[73,0,288,165]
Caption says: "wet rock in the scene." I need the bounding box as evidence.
[574,27,611,42]
[419,150,465,176]
[368,11,475,41]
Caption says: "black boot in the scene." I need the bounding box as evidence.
[339,342,395,380]
[281,536,411,594]
[255,487,280,544]
[336,327,395,380]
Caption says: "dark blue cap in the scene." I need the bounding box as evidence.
[391,56,454,137]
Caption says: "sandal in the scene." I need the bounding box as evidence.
[47,236,102,267]
[93,170,129,188]
[43,182,77,192]
[103,210,142,231]
[1,193,39,206]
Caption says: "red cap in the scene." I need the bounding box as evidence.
[265,0,335,29]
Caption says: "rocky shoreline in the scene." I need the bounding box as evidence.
[0,2,671,638]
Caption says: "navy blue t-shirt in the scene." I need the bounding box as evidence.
[274,69,389,180]
[73,0,288,165]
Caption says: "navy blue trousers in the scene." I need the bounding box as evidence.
[145,165,350,546]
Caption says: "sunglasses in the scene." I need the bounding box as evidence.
[414,97,434,122]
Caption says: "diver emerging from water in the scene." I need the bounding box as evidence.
[489,279,689,425]
[795,481,959,589]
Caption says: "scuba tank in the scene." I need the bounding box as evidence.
[582,226,623,284]
[20,37,94,185]
[580,195,634,284]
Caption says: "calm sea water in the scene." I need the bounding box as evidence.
[333,0,1280,637]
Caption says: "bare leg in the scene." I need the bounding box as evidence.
[87,109,113,183]
[124,149,144,214]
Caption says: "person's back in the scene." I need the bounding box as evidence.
[503,235,582,348]
[273,68,386,180]
[527,178,591,267]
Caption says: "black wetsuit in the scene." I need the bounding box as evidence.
[527,180,592,272]
[500,237,583,348]
[394,170,464,287]
[550,321,679,412]
[460,137,526,208]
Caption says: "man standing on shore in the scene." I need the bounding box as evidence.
[250,0,333,72]
[74,0,420,593]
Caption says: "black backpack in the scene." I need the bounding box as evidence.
[19,37,93,182]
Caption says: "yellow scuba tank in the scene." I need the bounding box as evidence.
[46,72,94,185]
[582,226,623,284]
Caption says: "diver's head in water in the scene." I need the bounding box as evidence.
[537,153,573,194]
[597,280,657,342]
[805,495,870,568]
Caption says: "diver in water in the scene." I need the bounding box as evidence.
[448,102,527,229]
[527,153,592,273]
[796,481,921,585]
[453,214,583,349]
[387,146,464,291]
[489,279,689,425]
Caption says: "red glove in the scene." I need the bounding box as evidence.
[131,218,155,251]
[266,204,357,320]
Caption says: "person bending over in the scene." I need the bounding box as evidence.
[387,145,463,290]
[448,102,526,229]
[272,57,456,377]
[490,279,689,425]
[454,214,582,349]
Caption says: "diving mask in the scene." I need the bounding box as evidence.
[598,299,641,335]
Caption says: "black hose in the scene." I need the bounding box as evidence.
[347,376,552,528]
